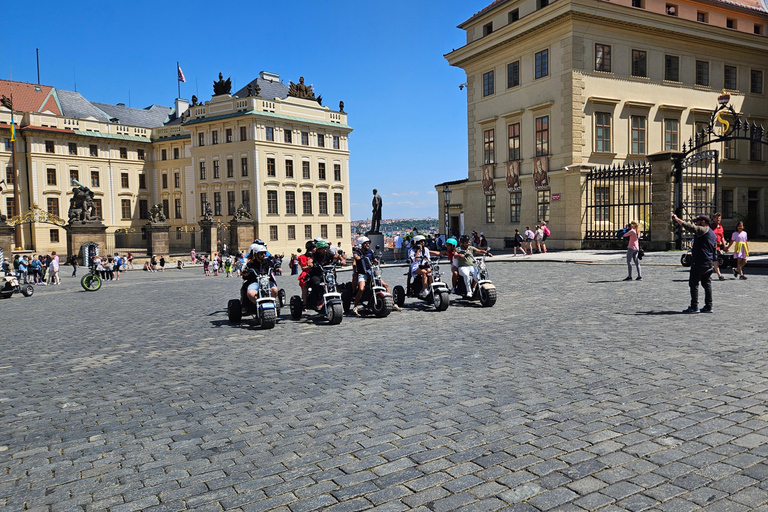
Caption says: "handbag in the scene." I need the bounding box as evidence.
[638,247,645,259]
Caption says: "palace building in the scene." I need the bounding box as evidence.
[0,71,352,257]
[439,0,768,249]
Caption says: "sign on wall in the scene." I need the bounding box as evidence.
[533,156,550,190]
[506,161,521,192]
[481,165,495,195]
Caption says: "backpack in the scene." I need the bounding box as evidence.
[543,225,551,236]
[515,233,524,243]
[616,228,629,240]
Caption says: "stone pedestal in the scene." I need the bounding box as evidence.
[198,220,217,258]
[366,233,385,253]
[145,223,170,258]
[0,223,14,263]
[647,151,682,251]
[229,218,255,255]
[66,223,108,266]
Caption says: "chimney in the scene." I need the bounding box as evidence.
[175,98,189,118]
[260,71,280,83]
[116,103,125,107]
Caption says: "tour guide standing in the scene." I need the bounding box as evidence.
[672,214,716,313]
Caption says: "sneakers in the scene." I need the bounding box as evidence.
[718,275,725,281]
[352,306,361,317]
[682,306,699,314]
[418,289,429,299]
[392,304,402,312]
[733,268,739,277]
[635,276,643,281]
[700,305,713,313]
[740,275,747,280]
[623,276,633,281]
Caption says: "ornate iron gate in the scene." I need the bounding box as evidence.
[584,162,651,242]
[674,150,718,249]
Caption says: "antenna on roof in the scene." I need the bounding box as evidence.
[36,48,40,85]
[129,90,131,108]
[73,61,77,92]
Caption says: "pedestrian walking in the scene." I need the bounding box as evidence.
[726,220,749,280]
[212,258,219,276]
[672,214,715,313]
[541,221,550,253]
[622,221,642,281]
[48,255,61,285]
[524,226,535,255]
[203,256,210,276]
[711,213,726,280]
[190,248,197,264]
[113,253,121,281]
[126,252,134,270]
[512,229,525,256]
[69,255,78,277]
[159,255,166,272]
[534,225,544,253]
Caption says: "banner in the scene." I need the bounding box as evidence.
[506,161,521,192]
[481,164,495,195]
[533,156,550,189]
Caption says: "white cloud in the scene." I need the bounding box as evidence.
[388,191,421,197]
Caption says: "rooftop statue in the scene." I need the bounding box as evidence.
[288,77,316,100]
[213,72,232,96]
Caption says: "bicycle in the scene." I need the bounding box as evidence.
[80,265,103,292]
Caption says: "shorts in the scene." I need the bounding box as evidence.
[542,234,548,241]
[526,238,534,243]
[298,271,308,286]
[247,280,276,292]
[358,274,368,283]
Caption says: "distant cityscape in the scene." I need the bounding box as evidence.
[348,218,439,248]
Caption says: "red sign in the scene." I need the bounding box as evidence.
[551,193,561,201]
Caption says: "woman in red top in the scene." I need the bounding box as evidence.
[711,212,725,280]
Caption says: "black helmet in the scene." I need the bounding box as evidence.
[459,234,471,243]
[305,240,317,251]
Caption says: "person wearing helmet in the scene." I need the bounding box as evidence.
[351,237,400,315]
[297,240,317,307]
[306,240,343,309]
[454,234,492,298]
[442,237,460,292]
[242,244,279,305]
[409,235,441,298]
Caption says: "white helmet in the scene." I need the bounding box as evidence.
[413,235,426,243]
[248,243,267,256]
[357,236,370,245]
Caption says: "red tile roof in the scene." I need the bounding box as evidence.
[459,0,512,28]
[0,80,60,115]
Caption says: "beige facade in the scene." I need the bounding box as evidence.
[0,72,352,257]
[441,0,768,248]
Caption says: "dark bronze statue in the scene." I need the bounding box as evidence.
[68,179,99,224]
[191,95,198,106]
[288,77,316,99]
[247,84,252,97]
[339,101,345,112]
[255,83,261,96]
[369,189,382,234]
[1,95,12,110]
[149,204,167,224]
[213,72,232,96]
[233,204,252,221]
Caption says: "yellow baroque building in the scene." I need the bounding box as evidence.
[439,0,768,249]
[0,71,352,257]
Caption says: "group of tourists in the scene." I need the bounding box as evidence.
[3,252,61,285]
[508,223,550,255]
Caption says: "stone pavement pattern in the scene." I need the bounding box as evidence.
[1,257,768,511]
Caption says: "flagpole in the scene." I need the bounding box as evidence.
[9,76,22,250]
[177,62,181,99]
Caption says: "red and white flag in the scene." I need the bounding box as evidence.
[177,64,186,83]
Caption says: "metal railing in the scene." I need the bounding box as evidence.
[584,161,651,242]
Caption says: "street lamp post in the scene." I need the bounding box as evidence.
[443,185,452,238]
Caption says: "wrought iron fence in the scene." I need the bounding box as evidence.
[584,161,652,241]
[169,230,197,255]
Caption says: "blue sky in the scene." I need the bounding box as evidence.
[4,0,491,221]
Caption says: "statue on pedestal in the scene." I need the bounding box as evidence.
[68,179,100,224]
[149,204,167,224]
[369,189,382,234]
[213,72,232,96]
[201,202,214,222]
[233,204,252,221]
[288,77,316,100]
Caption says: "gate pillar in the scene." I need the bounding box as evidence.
[229,218,255,256]
[66,223,108,265]
[198,220,217,258]
[647,151,683,251]
[145,222,170,259]
[0,220,14,263]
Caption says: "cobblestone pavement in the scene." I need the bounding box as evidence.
[2,256,768,511]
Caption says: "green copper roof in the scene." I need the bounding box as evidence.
[184,109,351,130]
[152,134,191,142]
[73,130,151,142]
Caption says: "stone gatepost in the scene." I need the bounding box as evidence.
[145,222,170,259]
[647,151,683,251]
[229,218,255,255]
[66,223,108,265]
[0,222,14,263]
[198,220,217,258]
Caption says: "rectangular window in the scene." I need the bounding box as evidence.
[483,129,495,165]
[508,123,521,161]
[45,140,55,153]
[305,225,312,239]
[334,163,341,181]
[285,159,294,178]
[267,158,276,177]
[173,148,179,160]
[697,11,708,22]
[119,172,130,188]
[226,129,232,143]
[121,199,131,220]
[301,132,309,145]
[336,224,343,239]
[162,174,168,189]
[319,192,328,215]
[213,192,222,216]
[47,167,57,186]
[756,24,763,35]
[90,145,98,157]
[485,194,496,223]
[631,116,647,155]
[724,65,737,89]
[240,126,247,141]
[285,191,296,215]
[270,226,278,241]
[213,160,220,179]
[284,130,292,144]
[302,161,310,179]
[6,197,15,217]
[212,131,218,145]
[538,189,551,222]
[751,70,763,94]
[696,61,710,86]
[49,229,59,243]
[321,224,328,239]
[333,136,340,149]
[318,162,326,180]
[631,50,647,77]
[288,225,296,240]
[47,197,59,217]
[334,193,343,215]
[265,127,274,141]
[93,199,102,220]
[69,142,77,155]
[199,161,206,180]
[483,22,493,36]
[119,147,127,159]
[538,0,549,8]
[751,140,764,161]
[664,118,679,150]
[91,170,100,187]
[595,113,612,153]
[726,18,736,29]
[724,138,737,159]
[665,55,680,82]
[509,9,519,22]
[70,169,79,184]
[535,50,549,79]
[198,133,205,146]
[175,199,182,219]
[722,189,734,218]
[174,172,180,188]
[483,70,495,96]
[510,192,522,223]
[595,186,610,221]
[595,44,611,72]
[536,116,549,156]
[162,199,170,221]
[138,149,145,161]
[241,157,248,177]
[139,200,148,220]
[200,193,207,213]
[267,190,278,214]
[241,190,250,212]
[227,159,234,178]
[302,191,312,215]
[227,191,236,215]
[318,134,325,147]
[139,174,146,189]
[507,61,520,88]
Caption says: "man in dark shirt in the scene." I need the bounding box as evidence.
[307,241,343,308]
[672,214,716,313]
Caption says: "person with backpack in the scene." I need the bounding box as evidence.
[540,222,551,253]
[512,229,526,256]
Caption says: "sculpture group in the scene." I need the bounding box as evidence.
[68,180,99,224]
